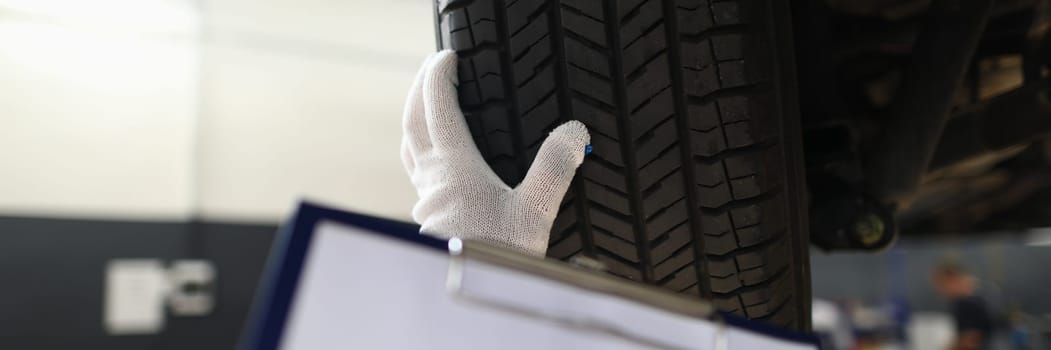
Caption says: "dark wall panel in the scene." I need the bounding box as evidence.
[0,216,276,349]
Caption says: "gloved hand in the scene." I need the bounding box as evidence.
[400,50,590,256]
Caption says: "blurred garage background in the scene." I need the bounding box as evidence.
[0,0,1049,349]
[0,0,425,348]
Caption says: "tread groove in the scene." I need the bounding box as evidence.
[701,0,750,318]
[680,24,750,42]
[625,49,670,82]
[698,186,782,213]
[563,29,611,54]
[663,0,711,300]
[693,140,777,163]
[438,0,477,16]
[495,0,528,183]
[561,2,604,23]
[509,2,552,38]
[623,18,666,50]
[705,229,787,259]
[605,0,654,283]
[709,265,789,296]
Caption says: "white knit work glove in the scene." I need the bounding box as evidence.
[400,50,590,256]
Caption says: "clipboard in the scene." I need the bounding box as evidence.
[241,202,819,349]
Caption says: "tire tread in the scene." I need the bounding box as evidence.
[437,0,809,330]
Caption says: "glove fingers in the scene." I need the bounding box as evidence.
[401,52,436,174]
[517,121,590,208]
[400,138,415,175]
[422,50,476,152]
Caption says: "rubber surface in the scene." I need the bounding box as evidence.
[436,0,811,330]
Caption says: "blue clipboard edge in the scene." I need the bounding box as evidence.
[239,201,443,350]
[240,201,820,349]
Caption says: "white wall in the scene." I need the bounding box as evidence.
[195,0,431,222]
[0,0,432,222]
[0,1,199,220]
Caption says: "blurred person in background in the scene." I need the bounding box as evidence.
[932,261,993,350]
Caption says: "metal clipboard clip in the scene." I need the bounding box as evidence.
[445,238,726,350]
